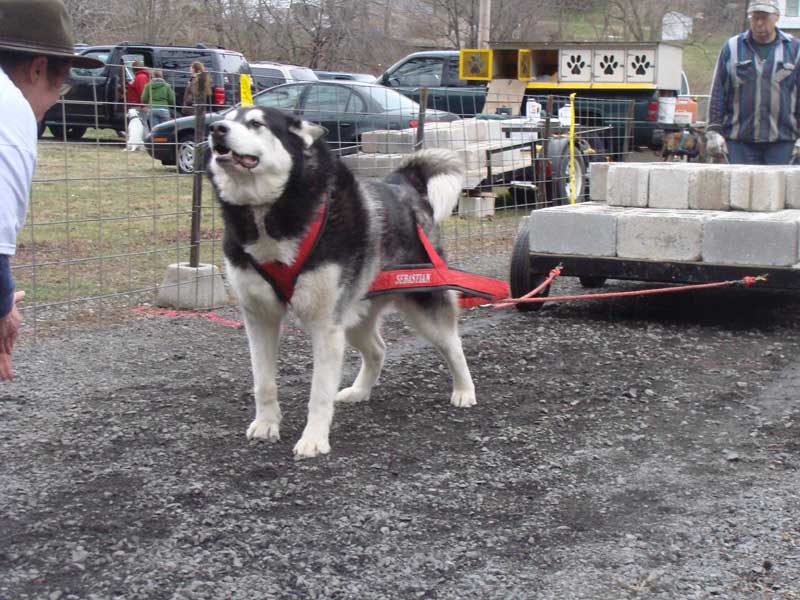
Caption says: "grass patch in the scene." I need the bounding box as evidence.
[21,139,224,308]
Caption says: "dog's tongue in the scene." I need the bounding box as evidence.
[234,152,259,169]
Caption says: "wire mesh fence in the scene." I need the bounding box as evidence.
[21,62,638,340]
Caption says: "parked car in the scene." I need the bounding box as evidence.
[43,42,250,140]
[314,70,376,83]
[250,61,317,93]
[145,80,460,173]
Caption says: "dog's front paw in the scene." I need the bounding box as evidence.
[451,388,477,408]
[293,434,331,459]
[246,418,281,442]
[335,386,371,403]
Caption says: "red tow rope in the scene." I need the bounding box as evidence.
[495,273,767,309]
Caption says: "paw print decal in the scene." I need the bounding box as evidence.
[468,55,485,76]
[600,55,620,75]
[566,55,587,75]
[631,54,651,76]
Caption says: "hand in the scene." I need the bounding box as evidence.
[705,131,728,157]
[794,139,800,159]
[0,290,25,380]
[0,352,12,381]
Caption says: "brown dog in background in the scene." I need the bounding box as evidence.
[661,127,707,162]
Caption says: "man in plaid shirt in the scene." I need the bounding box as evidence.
[706,0,800,164]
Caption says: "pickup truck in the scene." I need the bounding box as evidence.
[376,48,691,150]
[43,43,250,140]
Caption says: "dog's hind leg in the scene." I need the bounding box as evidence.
[396,291,476,408]
[242,306,284,442]
[336,301,387,404]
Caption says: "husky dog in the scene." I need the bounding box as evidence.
[125,108,145,151]
[207,106,475,458]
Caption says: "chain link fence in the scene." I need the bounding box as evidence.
[20,66,636,339]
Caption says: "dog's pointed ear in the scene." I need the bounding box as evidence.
[291,121,327,147]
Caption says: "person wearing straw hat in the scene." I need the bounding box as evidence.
[706,0,800,164]
[0,0,102,380]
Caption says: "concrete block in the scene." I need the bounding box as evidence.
[648,165,696,209]
[359,130,389,154]
[385,129,416,154]
[606,164,650,208]
[340,153,403,177]
[529,204,619,256]
[750,169,785,211]
[689,167,731,210]
[728,168,752,211]
[456,141,525,172]
[785,167,800,209]
[422,123,454,149]
[157,263,228,309]
[617,209,709,261]
[589,162,611,201]
[702,211,800,266]
[458,193,494,218]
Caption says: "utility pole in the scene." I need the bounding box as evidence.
[478,0,491,48]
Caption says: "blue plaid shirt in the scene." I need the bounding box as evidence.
[708,28,800,143]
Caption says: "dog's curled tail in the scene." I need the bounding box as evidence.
[400,149,465,224]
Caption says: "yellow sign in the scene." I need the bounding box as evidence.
[459,49,492,81]
[517,49,532,80]
[240,74,253,107]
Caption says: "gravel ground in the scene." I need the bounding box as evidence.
[1,264,800,599]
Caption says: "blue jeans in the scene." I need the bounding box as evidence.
[727,140,794,165]
[147,107,172,130]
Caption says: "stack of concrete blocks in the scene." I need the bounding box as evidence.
[341,118,529,189]
[533,162,800,268]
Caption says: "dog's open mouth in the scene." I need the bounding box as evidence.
[213,144,260,169]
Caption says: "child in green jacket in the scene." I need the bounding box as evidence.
[141,69,176,130]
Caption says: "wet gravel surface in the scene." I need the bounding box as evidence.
[1,272,800,599]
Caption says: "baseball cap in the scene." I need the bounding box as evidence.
[0,0,103,69]
[747,0,780,14]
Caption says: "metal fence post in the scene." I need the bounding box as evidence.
[622,99,635,156]
[416,88,428,149]
[189,76,208,268]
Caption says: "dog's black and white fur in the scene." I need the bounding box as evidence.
[207,107,475,458]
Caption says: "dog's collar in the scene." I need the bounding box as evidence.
[248,201,328,304]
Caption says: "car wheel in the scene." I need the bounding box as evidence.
[177,134,196,174]
[49,125,86,141]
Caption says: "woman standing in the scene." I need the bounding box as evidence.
[181,61,211,116]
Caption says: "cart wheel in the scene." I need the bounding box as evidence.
[579,276,606,288]
[510,221,549,312]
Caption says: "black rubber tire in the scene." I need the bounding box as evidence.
[579,276,607,288]
[547,138,587,205]
[49,124,87,141]
[509,221,549,312]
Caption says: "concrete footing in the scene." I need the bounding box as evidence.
[156,263,228,309]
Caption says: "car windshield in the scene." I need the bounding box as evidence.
[254,83,307,110]
[363,86,418,112]
[289,67,318,81]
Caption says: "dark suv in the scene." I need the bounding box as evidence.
[43,43,251,140]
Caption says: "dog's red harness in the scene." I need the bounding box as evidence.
[248,202,510,307]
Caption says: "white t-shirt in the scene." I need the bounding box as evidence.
[0,65,36,256]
